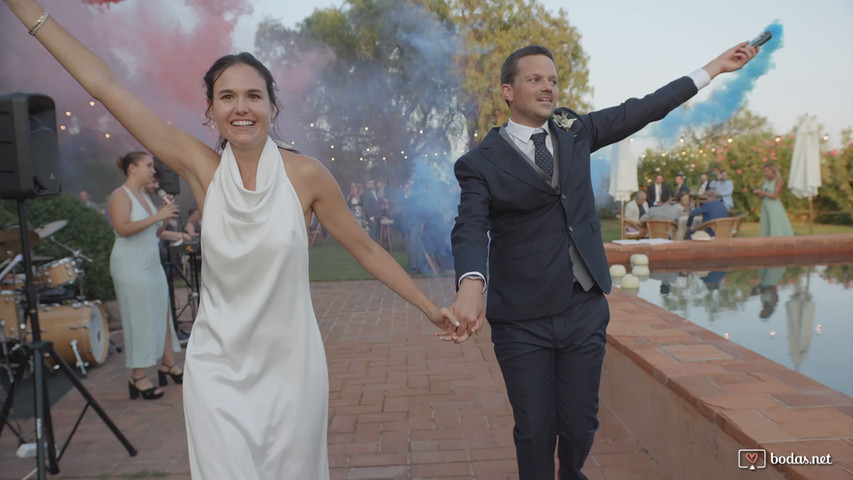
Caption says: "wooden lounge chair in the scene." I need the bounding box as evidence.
[694,216,740,239]
[645,219,678,239]
[617,214,647,239]
[731,213,748,237]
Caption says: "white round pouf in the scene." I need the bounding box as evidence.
[609,264,627,277]
[630,254,649,267]
[620,274,640,289]
[632,265,650,277]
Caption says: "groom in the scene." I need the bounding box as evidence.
[450,42,757,479]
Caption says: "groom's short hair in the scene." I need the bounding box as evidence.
[500,45,555,86]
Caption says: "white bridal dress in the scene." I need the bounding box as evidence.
[183,137,330,479]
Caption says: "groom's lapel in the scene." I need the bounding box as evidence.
[481,128,553,194]
[551,118,576,189]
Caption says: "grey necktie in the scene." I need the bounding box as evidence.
[530,131,553,178]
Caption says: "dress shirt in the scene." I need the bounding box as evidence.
[504,118,554,168]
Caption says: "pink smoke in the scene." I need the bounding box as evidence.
[0,0,254,190]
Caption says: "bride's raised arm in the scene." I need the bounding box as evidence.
[3,0,218,198]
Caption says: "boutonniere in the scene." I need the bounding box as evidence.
[553,112,575,131]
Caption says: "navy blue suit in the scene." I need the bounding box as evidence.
[451,76,699,479]
[687,200,729,236]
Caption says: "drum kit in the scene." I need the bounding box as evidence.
[0,220,108,378]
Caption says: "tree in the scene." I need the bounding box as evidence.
[447,0,591,143]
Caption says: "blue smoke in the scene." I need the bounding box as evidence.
[652,22,784,141]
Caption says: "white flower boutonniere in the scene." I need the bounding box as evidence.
[553,112,575,131]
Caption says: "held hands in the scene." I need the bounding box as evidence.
[703,42,759,79]
[445,279,486,344]
[752,188,765,197]
[430,307,463,342]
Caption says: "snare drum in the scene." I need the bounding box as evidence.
[40,257,78,288]
[1,290,23,340]
[31,302,109,366]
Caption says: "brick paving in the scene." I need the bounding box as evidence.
[0,278,670,479]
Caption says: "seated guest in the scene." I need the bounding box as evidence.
[686,191,729,238]
[673,173,690,196]
[640,192,680,222]
[625,191,648,221]
[677,191,692,216]
[646,174,673,207]
[624,191,648,235]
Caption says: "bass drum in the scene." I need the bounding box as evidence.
[32,302,109,367]
[1,290,23,340]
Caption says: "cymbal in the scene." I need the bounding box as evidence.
[0,229,39,258]
[35,220,68,239]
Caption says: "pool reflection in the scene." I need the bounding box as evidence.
[623,265,852,397]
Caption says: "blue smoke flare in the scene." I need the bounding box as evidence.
[652,22,784,141]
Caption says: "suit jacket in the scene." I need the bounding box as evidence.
[361,189,381,222]
[646,182,674,206]
[624,200,648,221]
[452,76,698,321]
[687,200,729,233]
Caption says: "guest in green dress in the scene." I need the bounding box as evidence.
[752,163,794,237]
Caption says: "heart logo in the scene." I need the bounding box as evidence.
[745,452,759,464]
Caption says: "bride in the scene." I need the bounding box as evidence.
[2,1,466,478]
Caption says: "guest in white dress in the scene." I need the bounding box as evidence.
[3,2,462,478]
[106,152,183,400]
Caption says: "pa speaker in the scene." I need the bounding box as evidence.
[153,157,180,195]
[0,93,61,199]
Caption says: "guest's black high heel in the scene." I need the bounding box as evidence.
[158,362,183,386]
[129,376,164,400]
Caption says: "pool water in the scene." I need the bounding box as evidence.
[624,264,853,397]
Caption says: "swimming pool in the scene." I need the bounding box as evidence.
[622,264,852,397]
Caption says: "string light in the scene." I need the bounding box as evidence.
[89,101,95,106]
[775,137,781,143]
[330,145,334,149]
[727,138,733,143]
[364,127,369,131]
[65,111,71,117]
[60,125,66,131]
[310,123,314,127]
[104,133,111,139]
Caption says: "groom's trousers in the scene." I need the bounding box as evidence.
[490,281,609,480]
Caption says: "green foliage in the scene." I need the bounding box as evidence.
[0,194,115,301]
[816,141,853,225]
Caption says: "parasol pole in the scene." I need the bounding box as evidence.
[620,200,625,240]
[808,196,814,235]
